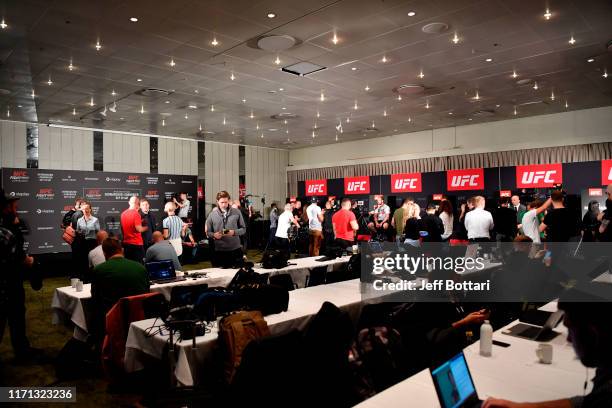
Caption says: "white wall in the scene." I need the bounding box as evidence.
[289,106,612,170]
[38,126,93,170]
[204,141,239,208]
[245,146,289,217]
[0,120,27,168]
[158,138,198,176]
[102,131,150,173]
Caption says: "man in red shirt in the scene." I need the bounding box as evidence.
[120,196,148,263]
[332,197,359,248]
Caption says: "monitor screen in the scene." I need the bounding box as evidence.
[431,353,476,408]
[146,260,175,281]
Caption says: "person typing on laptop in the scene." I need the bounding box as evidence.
[145,231,182,271]
[483,282,612,408]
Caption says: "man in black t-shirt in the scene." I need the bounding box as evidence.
[421,203,444,242]
[539,190,579,242]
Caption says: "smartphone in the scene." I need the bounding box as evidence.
[493,339,511,348]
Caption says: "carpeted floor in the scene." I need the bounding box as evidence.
[0,249,265,407]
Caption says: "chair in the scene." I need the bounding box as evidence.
[269,273,298,291]
[306,266,327,287]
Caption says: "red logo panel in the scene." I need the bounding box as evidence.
[305,179,328,196]
[446,168,484,191]
[516,164,562,188]
[344,176,370,195]
[602,160,612,186]
[500,190,512,198]
[390,173,422,193]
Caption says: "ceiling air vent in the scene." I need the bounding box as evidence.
[251,35,298,52]
[271,112,299,120]
[472,109,496,118]
[136,88,174,97]
[282,62,326,76]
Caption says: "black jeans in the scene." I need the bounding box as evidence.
[212,248,244,268]
[335,238,355,249]
[0,277,30,356]
[123,244,145,264]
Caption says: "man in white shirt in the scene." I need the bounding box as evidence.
[275,203,299,251]
[173,192,190,220]
[88,230,108,269]
[464,196,494,241]
[520,198,552,243]
[306,198,324,256]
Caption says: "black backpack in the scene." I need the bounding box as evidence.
[236,284,289,316]
[228,265,268,290]
[261,249,290,269]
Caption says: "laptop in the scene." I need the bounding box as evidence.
[504,310,564,342]
[430,352,482,408]
[145,260,186,284]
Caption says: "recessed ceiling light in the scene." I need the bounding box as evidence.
[274,55,281,65]
[210,104,215,112]
[17,104,22,108]
[485,57,493,62]
[603,69,609,78]
[407,11,416,17]
[320,91,325,102]
[95,40,101,51]
[568,35,576,45]
[136,78,142,82]
[452,32,460,44]
[188,104,197,109]
[513,106,517,115]
[194,89,199,94]
[68,60,75,71]
[543,8,552,20]
[495,104,501,108]
[351,67,357,71]
[230,72,235,80]
[418,69,424,79]
[565,100,569,109]
[162,119,166,126]
[72,108,76,115]
[267,12,276,18]
[47,77,53,85]
[468,118,473,121]
[331,32,339,45]
[587,57,595,63]
[511,69,518,78]
[111,90,117,96]
[165,100,170,104]
[364,84,370,91]
[533,81,539,90]
[0,18,7,29]
[211,36,219,46]
[448,112,453,115]
[242,98,247,103]
[381,55,388,63]
[170,58,176,67]
[130,17,138,22]
[278,87,284,91]
[281,106,286,110]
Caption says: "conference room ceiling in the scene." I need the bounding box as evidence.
[0,0,611,149]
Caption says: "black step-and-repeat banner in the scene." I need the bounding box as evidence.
[1,168,197,254]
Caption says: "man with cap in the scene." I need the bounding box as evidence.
[0,190,40,362]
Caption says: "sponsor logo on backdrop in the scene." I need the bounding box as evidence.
[36,226,54,230]
[37,242,54,250]
[84,177,99,181]
[146,176,159,185]
[433,194,444,201]
[106,208,120,215]
[103,189,141,201]
[164,178,176,185]
[602,160,612,185]
[145,190,160,200]
[17,210,29,215]
[85,189,102,201]
[10,191,30,198]
[61,175,76,182]
[181,180,193,184]
[516,163,562,188]
[61,190,78,199]
[164,192,176,200]
[344,176,370,194]
[37,172,54,182]
[9,170,29,182]
[106,176,121,182]
[589,188,603,197]
[305,179,328,196]
[500,190,512,197]
[391,173,422,193]
[447,168,484,191]
[36,209,55,214]
[36,188,55,200]
[126,175,141,185]
[105,221,121,231]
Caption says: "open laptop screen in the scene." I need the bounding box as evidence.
[431,352,477,408]
[145,260,176,281]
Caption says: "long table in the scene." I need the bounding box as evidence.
[124,279,373,386]
[51,255,351,339]
[354,302,593,407]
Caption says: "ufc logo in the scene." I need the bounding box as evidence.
[608,168,612,182]
[307,184,325,194]
[394,178,417,190]
[347,181,367,192]
[521,170,556,185]
[451,175,479,187]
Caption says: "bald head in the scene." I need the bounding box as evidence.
[128,196,140,209]
[152,231,164,243]
[96,230,108,245]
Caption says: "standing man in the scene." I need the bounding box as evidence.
[520,199,552,243]
[268,203,279,246]
[306,198,324,256]
[510,195,526,225]
[139,198,157,251]
[0,191,39,362]
[205,191,246,268]
[420,203,444,242]
[173,192,190,222]
[333,198,360,248]
[274,203,296,252]
[367,195,390,237]
[62,198,84,277]
[464,196,494,242]
[120,196,148,263]
[493,197,518,242]
[539,190,580,242]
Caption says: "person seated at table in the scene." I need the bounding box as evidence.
[88,230,108,270]
[145,231,182,271]
[90,238,149,345]
[483,282,612,408]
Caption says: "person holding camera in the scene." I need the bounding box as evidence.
[205,191,246,267]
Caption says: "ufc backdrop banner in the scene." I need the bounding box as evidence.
[344,176,370,195]
[515,163,563,188]
[305,179,327,196]
[446,168,484,191]
[1,168,197,254]
[390,173,422,193]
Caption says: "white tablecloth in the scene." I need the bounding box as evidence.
[125,279,369,386]
[354,301,593,407]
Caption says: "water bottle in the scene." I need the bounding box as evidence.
[480,320,493,357]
